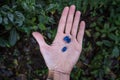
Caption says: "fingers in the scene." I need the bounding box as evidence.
[57,5,85,45]
[57,7,69,33]
[77,21,85,44]
[71,11,81,37]
[65,5,75,34]
[32,32,48,47]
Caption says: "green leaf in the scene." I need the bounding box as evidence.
[20,26,31,35]
[104,23,109,29]
[46,4,58,12]
[1,5,10,11]
[15,20,23,27]
[112,46,119,58]
[39,15,46,24]
[108,33,117,41]
[90,22,96,27]
[85,30,91,37]
[15,11,25,21]
[0,38,8,47]
[4,24,12,30]
[7,12,14,22]
[50,29,57,39]
[96,41,103,46]
[38,23,46,31]
[48,17,55,24]
[3,17,8,24]
[0,15,2,24]
[102,40,112,47]
[14,11,25,26]
[9,28,19,46]
[22,2,29,11]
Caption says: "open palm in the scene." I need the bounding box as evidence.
[32,5,85,74]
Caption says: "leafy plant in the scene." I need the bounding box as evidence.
[0,0,120,80]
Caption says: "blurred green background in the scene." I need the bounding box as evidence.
[0,0,120,80]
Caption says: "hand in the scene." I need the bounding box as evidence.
[32,5,85,74]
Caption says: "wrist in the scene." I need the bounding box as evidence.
[54,70,70,80]
[54,70,70,75]
[47,69,70,80]
[47,70,54,80]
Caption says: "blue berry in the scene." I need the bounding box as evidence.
[62,46,67,52]
[63,36,71,43]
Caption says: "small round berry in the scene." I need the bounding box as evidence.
[63,36,71,43]
[62,46,67,52]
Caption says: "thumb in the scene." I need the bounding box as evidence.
[32,32,47,47]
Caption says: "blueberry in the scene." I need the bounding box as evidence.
[63,36,71,43]
[62,46,67,52]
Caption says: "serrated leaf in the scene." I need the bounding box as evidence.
[9,28,19,46]
[7,12,14,22]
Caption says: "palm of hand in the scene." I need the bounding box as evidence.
[32,5,85,74]
[42,33,81,73]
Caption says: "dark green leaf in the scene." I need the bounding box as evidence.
[108,33,117,41]
[112,46,119,57]
[7,12,14,22]
[3,17,8,24]
[38,23,46,31]
[46,4,58,12]
[22,2,29,11]
[9,28,19,46]
[15,11,25,21]
[20,26,31,35]
[4,24,12,30]
[0,38,8,47]
[102,40,112,47]
[15,20,23,27]
[1,5,10,11]
[96,41,103,46]
[48,17,55,24]
[38,15,49,24]
[0,15,2,24]
[14,11,25,26]
[85,30,91,37]
[90,22,96,27]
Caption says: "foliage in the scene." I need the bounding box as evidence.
[0,0,120,80]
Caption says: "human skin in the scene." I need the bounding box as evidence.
[32,5,85,80]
